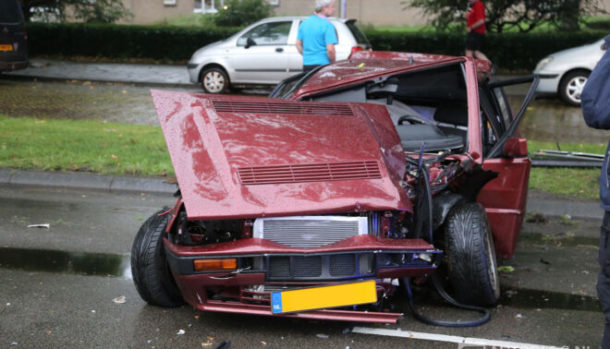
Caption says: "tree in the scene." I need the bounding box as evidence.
[20,0,132,23]
[213,0,273,27]
[403,0,606,33]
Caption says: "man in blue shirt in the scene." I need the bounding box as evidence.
[296,0,338,73]
[581,35,610,349]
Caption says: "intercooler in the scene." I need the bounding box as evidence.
[252,216,369,249]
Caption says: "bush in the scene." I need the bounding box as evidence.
[364,30,607,70]
[27,23,239,61]
[214,0,273,27]
[25,23,606,70]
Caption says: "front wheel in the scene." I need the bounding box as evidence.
[558,70,590,106]
[131,209,184,307]
[201,67,229,94]
[444,202,500,306]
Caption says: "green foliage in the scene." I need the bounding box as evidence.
[364,29,606,70]
[403,0,606,33]
[213,0,273,27]
[24,22,605,70]
[27,23,239,60]
[20,0,132,23]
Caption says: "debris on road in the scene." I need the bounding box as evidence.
[498,266,515,273]
[112,296,126,304]
[27,224,50,229]
[177,329,185,335]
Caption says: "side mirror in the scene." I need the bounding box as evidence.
[245,37,256,49]
[504,137,528,158]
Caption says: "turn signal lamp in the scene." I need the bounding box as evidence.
[193,258,237,271]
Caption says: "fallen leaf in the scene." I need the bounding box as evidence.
[498,266,515,273]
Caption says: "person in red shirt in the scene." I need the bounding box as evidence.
[464,0,489,61]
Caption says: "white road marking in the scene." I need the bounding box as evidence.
[352,327,567,349]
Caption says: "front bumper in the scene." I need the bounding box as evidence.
[186,63,201,83]
[534,71,561,94]
[164,235,440,323]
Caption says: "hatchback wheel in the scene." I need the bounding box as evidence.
[201,67,229,94]
[559,70,590,106]
[131,209,184,307]
[444,202,500,306]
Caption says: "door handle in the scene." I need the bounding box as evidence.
[276,48,284,53]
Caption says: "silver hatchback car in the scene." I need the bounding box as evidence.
[533,38,606,106]
[187,16,371,93]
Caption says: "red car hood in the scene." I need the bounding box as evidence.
[152,91,412,220]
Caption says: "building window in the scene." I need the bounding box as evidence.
[194,0,224,13]
[164,0,177,6]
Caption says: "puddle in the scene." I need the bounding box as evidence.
[509,96,608,143]
[501,288,600,312]
[0,247,131,278]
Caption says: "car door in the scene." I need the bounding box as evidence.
[227,20,295,85]
[476,76,539,259]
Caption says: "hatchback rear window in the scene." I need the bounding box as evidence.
[0,0,24,23]
[346,21,370,46]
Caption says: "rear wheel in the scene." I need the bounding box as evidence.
[131,210,183,307]
[201,66,229,94]
[444,202,500,306]
[558,70,590,106]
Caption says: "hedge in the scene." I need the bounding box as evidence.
[27,23,240,61]
[26,22,606,70]
[366,30,607,70]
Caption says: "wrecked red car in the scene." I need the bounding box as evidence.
[130,51,538,324]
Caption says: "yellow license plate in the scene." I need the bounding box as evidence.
[271,280,377,314]
[0,44,13,52]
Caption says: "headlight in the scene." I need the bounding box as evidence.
[535,57,553,71]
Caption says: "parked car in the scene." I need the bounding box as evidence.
[187,16,371,94]
[0,0,28,72]
[533,38,606,106]
[132,51,536,323]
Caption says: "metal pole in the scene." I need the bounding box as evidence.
[341,0,346,18]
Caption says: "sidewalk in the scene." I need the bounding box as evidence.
[2,58,530,95]
[4,58,192,87]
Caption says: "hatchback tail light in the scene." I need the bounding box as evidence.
[351,46,364,54]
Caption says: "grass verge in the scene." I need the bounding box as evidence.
[0,115,173,176]
[0,115,604,199]
[528,140,604,199]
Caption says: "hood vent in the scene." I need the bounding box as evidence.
[212,100,354,117]
[238,161,381,185]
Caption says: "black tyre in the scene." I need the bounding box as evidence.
[444,202,500,306]
[131,210,184,307]
[558,70,590,106]
[201,66,230,94]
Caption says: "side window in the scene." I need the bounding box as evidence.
[237,21,292,46]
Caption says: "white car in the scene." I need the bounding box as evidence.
[186,16,371,93]
[533,38,606,106]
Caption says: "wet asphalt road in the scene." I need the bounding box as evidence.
[0,77,606,348]
[1,76,608,144]
[0,185,604,349]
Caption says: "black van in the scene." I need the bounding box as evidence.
[0,0,28,72]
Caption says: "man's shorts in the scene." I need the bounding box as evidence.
[466,32,485,51]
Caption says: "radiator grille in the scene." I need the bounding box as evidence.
[212,100,354,117]
[238,161,381,185]
[254,216,368,249]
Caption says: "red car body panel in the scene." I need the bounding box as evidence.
[144,52,534,323]
[151,91,413,220]
[348,50,493,79]
[478,154,531,258]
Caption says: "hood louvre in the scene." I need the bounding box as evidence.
[238,161,381,185]
[213,100,354,117]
